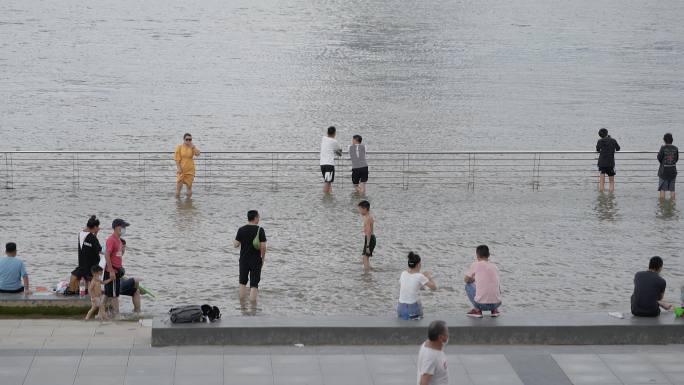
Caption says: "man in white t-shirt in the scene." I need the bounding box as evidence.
[320,126,342,194]
[417,320,449,385]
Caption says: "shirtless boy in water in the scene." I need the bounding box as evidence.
[85,265,113,320]
[358,200,376,272]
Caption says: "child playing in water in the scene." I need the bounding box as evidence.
[358,200,376,272]
[85,265,113,320]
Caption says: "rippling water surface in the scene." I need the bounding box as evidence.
[0,184,681,315]
[1,0,683,150]
[0,0,683,315]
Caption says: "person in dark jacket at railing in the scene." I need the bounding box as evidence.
[596,128,621,193]
[657,133,678,201]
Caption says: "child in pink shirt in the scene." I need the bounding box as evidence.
[464,245,502,318]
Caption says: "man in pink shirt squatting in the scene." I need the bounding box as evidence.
[464,245,502,318]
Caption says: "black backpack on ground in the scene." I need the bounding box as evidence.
[169,304,221,323]
[169,305,205,323]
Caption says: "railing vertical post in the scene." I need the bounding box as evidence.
[467,153,476,191]
[532,153,541,191]
[271,153,278,191]
[72,153,79,190]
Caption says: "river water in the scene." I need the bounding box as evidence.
[1,0,683,315]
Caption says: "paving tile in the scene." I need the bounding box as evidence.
[11,326,54,336]
[372,374,415,385]
[125,375,174,385]
[273,374,324,385]
[319,354,369,375]
[0,374,27,385]
[223,374,273,385]
[665,372,684,385]
[20,319,63,327]
[0,319,22,327]
[74,375,125,385]
[0,355,34,367]
[78,364,129,376]
[24,372,76,385]
[0,327,14,336]
[323,372,374,385]
[0,336,46,348]
[223,346,272,354]
[89,336,136,349]
[564,372,623,385]
[177,345,224,355]
[52,326,96,337]
[654,362,684,373]
[43,336,91,349]
[224,355,272,376]
[600,354,649,364]
[468,373,524,385]
[31,354,81,368]
[175,354,223,376]
[366,354,416,375]
[80,355,130,367]
[506,353,572,385]
[174,374,223,385]
[271,354,320,376]
[614,370,672,384]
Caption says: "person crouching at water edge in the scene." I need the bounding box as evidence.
[234,210,267,304]
[464,245,502,318]
[174,133,201,199]
[397,252,437,320]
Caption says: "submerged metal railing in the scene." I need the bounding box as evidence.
[0,150,660,191]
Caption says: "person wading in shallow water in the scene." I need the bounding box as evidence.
[233,210,267,304]
[596,128,621,193]
[175,133,201,199]
[319,126,342,194]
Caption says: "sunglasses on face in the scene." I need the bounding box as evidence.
[185,138,192,141]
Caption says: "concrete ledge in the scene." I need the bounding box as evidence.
[151,312,684,346]
[0,293,91,316]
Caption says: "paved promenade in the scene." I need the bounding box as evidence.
[0,319,683,385]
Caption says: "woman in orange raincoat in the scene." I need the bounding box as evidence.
[174,133,201,198]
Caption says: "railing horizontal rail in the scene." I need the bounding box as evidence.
[0,150,664,192]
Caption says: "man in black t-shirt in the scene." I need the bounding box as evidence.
[596,128,621,193]
[657,133,678,201]
[631,256,673,317]
[233,210,267,303]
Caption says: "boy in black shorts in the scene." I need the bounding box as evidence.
[596,128,621,193]
[358,201,376,272]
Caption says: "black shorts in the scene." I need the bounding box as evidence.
[239,258,263,288]
[120,278,138,296]
[104,268,123,298]
[321,165,335,183]
[363,234,376,257]
[351,167,369,185]
[0,287,25,294]
[598,166,616,177]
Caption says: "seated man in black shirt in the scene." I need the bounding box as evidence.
[631,256,673,317]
